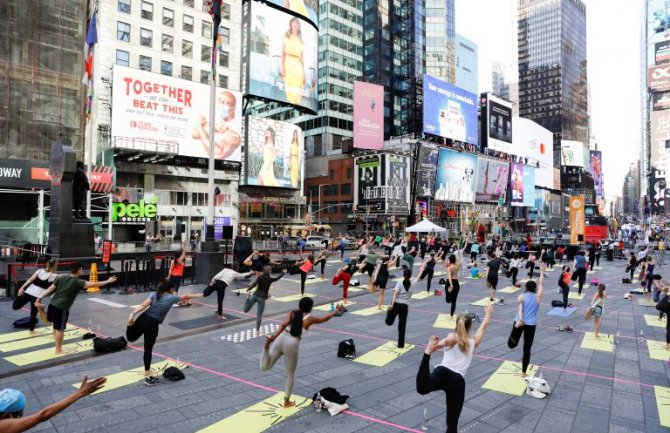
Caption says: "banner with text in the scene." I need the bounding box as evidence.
[423,74,479,145]
[353,81,384,150]
[569,195,585,244]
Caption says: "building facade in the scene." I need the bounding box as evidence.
[623,162,641,217]
[425,0,456,84]
[455,34,478,95]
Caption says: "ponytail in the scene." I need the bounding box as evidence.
[289,310,304,337]
[597,283,606,298]
[402,268,411,291]
[156,278,173,301]
[455,315,473,353]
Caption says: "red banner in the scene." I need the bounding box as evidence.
[101,240,113,264]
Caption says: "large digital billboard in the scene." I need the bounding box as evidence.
[353,81,384,150]
[510,163,524,207]
[522,165,536,207]
[417,144,438,197]
[481,93,513,153]
[435,148,477,203]
[423,75,478,145]
[244,116,303,189]
[512,117,554,188]
[266,0,318,28]
[648,64,670,92]
[242,2,318,114]
[354,154,385,214]
[589,150,603,198]
[476,157,509,202]
[111,65,243,161]
[560,140,588,168]
[656,39,670,64]
[385,154,411,214]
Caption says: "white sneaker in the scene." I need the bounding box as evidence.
[526,386,547,399]
[525,376,551,394]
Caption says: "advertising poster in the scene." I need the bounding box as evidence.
[510,163,524,207]
[589,151,603,198]
[569,195,585,244]
[653,92,670,110]
[475,157,509,202]
[353,81,384,150]
[512,117,554,188]
[386,154,410,214]
[651,110,670,177]
[266,0,318,27]
[648,64,670,93]
[354,155,385,213]
[423,74,478,145]
[417,144,438,197]
[656,39,670,64]
[522,165,536,207]
[244,2,318,113]
[560,140,587,168]
[435,148,477,203]
[245,116,303,189]
[111,65,242,162]
[482,93,513,153]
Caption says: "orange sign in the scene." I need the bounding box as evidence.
[569,195,585,244]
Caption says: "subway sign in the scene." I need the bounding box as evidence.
[112,197,158,223]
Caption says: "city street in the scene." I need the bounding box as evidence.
[0,253,668,433]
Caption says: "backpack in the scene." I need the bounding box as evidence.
[92,336,128,353]
[551,300,564,308]
[163,366,185,381]
[12,317,35,329]
[337,339,356,359]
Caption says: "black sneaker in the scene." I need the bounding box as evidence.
[144,376,161,386]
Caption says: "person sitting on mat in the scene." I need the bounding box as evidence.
[188,264,252,320]
[245,266,287,333]
[416,304,493,433]
[34,262,117,355]
[0,376,106,433]
[261,297,344,408]
[13,259,58,334]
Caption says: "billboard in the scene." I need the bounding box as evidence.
[244,116,303,189]
[423,75,479,145]
[653,92,670,110]
[589,151,603,198]
[435,148,477,203]
[560,140,588,168]
[385,154,411,214]
[417,144,439,197]
[243,2,318,114]
[522,165,536,207]
[656,39,670,64]
[475,157,509,202]
[481,93,513,153]
[111,65,243,161]
[651,110,670,176]
[510,163,524,207]
[569,195,585,244]
[648,64,670,93]
[353,81,384,150]
[266,0,318,28]
[354,154,385,213]
[512,117,554,188]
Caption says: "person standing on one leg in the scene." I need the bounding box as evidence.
[373,256,393,310]
[416,305,494,433]
[386,269,412,348]
[13,259,57,334]
[627,252,637,281]
[34,263,116,355]
[168,245,188,306]
[526,251,537,279]
[509,253,521,287]
[445,253,462,318]
[655,286,670,349]
[188,265,251,320]
[294,255,317,296]
[316,244,336,280]
[559,265,571,310]
[573,251,587,295]
[507,263,545,378]
[485,251,502,303]
[332,259,356,304]
[590,283,606,338]
[244,266,286,332]
[416,252,437,292]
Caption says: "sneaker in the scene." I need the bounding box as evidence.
[526,376,551,394]
[144,376,161,387]
[526,386,547,399]
[498,298,504,305]
[564,325,573,333]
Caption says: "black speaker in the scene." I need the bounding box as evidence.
[205,225,215,241]
[223,225,233,240]
[233,236,253,267]
[577,234,584,242]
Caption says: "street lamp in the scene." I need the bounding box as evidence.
[317,183,328,226]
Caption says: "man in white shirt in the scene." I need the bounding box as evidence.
[202,265,252,320]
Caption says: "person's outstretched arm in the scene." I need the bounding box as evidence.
[474,304,494,347]
[536,263,546,303]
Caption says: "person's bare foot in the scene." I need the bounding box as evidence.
[424,336,439,355]
[28,330,37,336]
[55,348,75,356]
[520,372,528,379]
[219,315,226,321]
[144,369,156,377]
[283,399,296,408]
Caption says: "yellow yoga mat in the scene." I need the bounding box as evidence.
[580,332,614,353]
[313,302,356,312]
[644,314,668,328]
[285,277,323,285]
[412,291,434,300]
[482,361,536,396]
[0,327,54,344]
[639,299,657,307]
[471,297,500,306]
[587,270,596,275]
[196,392,310,433]
[433,314,457,329]
[594,266,603,270]
[5,340,94,366]
[0,328,86,353]
[351,305,387,316]
[354,341,415,367]
[655,386,670,428]
[347,287,366,292]
[544,267,556,272]
[571,283,581,289]
[568,292,585,300]
[74,360,188,395]
[646,340,670,361]
[272,293,316,303]
[499,286,520,294]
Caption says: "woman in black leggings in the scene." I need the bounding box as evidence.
[416,305,493,433]
[445,253,461,318]
[417,252,437,292]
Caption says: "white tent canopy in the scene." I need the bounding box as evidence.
[405,219,446,233]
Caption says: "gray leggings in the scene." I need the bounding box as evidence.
[243,295,266,330]
[260,331,300,400]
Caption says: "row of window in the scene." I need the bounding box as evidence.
[118,0,231,21]
[305,183,353,198]
[117,20,231,46]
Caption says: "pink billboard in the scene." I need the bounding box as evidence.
[353,81,384,150]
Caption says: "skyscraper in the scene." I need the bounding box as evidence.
[426,0,456,84]
[455,34,478,95]
[517,0,588,166]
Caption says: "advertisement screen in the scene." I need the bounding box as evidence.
[353,81,384,150]
[435,148,477,203]
[483,94,513,153]
[656,39,670,63]
[651,110,670,177]
[354,155,386,213]
[423,74,478,145]
[111,65,243,161]
[648,64,670,93]
[417,144,439,197]
[510,163,524,207]
[244,2,318,113]
[522,165,536,207]
[512,117,554,188]
[560,140,587,168]
[589,151,603,198]
[266,0,318,28]
[476,157,509,202]
[385,154,410,214]
[653,92,670,111]
[244,116,303,189]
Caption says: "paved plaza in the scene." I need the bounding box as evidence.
[0,253,669,433]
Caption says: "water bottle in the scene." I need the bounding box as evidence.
[422,406,428,431]
[330,303,335,313]
[616,331,620,345]
[640,330,644,341]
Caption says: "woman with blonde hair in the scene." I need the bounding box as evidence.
[258,127,279,187]
[590,283,607,338]
[14,259,58,333]
[281,17,305,105]
[416,304,494,433]
[290,129,300,188]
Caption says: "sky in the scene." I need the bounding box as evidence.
[456,0,643,206]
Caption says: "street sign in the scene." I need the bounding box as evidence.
[498,196,504,206]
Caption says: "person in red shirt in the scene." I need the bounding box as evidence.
[558,265,571,310]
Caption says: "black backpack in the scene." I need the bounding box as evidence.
[551,300,564,308]
[93,336,128,353]
[337,339,356,359]
[163,366,185,381]
[12,317,35,329]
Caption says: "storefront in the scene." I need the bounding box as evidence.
[238,191,306,239]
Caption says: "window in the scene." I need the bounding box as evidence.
[220,26,230,44]
[183,14,193,32]
[118,0,131,14]
[139,55,152,71]
[162,34,174,53]
[324,185,339,196]
[116,50,129,66]
[219,50,229,68]
[141,1,153,19]
[181,65,192,80]
[201,45,211,62]
[162,8,174,26]
[341,184,352,195]
[161,60,173,76]
[200,70,209,84]
[222,3,231,19]
[140,28,152,47]
[117,22,130,42]
[218,74,228,88]
[330,170,335,180]
[346,167,352,179]
[202,21,212,39]
[183,0,194,7]
[182,40,193,58]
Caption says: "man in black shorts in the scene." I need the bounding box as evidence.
[35,262,116,354]
[485,251,502,303]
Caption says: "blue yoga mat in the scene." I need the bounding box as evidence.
[547,307,577,317]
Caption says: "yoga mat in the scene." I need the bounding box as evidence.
[471,297,500,307]
[547,307,577,317]
[433,314,457,329]
[313,302,356,312]
[572,283,581,289]
[580,332,614,353]
[481,361,536,396]
[72,360,189,395]
[655,386,670,428]
[354,341,415,367]
[411,291,434,300]
[644,315,668,328]
[5,340,94,366]
[271,293,316,303]
[196,392,310,433]
[646,340,670,361]
[0,328,86,352]
[351,305,387,316]
[347,287,366,292]
[587,270,596,275]
[0,327,55,344]
[639,299,657,307]
[285,277,323,285]
[568,292,585,300]
[499,286,520,294]
[169,314,239,330]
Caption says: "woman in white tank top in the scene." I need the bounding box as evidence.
[14,259,58,333]
[416,304,494,433]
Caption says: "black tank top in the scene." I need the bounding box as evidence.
[34,270,54,289]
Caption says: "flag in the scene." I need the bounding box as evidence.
[208,0,222,82]
[82,11,98,88]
